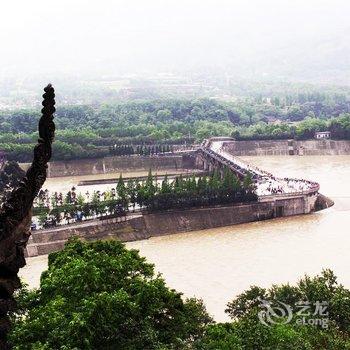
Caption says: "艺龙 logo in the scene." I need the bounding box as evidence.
[257,299,329,328]
[258,299,293,327]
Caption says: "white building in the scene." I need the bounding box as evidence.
[315,131,331,139]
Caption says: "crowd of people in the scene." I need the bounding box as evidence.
[35,187,119,209]
[209,141,319,197]
[254,177,315,196]
[33,187,122,229]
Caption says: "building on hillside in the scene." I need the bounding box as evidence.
[315,131,331,139]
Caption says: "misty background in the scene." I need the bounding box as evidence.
[1,0,350,107]
[2,1,350,170]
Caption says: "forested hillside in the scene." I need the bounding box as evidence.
[1,93,350,161]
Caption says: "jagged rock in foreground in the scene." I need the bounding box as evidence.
[0,85,55,349]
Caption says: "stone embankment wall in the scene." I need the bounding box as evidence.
[26,192,320,257]
[21,154,196,178]
[223,140,350,156]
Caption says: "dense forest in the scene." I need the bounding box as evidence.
[1,93,350,161]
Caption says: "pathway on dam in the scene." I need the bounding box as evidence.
[205,138,319,196]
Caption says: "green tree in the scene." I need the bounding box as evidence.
[160,174,172,194]
[117,174,128,209]
[77,193,85,206]
[10,238,212,350]
[144,169,156,201]
[195,270,350,350]
[242,173,255,194]
[126,179,137,211]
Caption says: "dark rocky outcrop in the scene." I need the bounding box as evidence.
[0,85,55,349]
[0,162,26,206]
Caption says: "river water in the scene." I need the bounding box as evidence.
[42,169,190,194]
[20,155,350,321]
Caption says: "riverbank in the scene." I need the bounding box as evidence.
[26,190,330,257]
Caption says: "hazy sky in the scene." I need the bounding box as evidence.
[1,0,350,78]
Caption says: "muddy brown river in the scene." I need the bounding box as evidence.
[20,155,350,321]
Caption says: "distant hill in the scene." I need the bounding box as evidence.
[236,28,350,85]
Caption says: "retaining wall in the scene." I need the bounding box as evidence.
[223,140,350,156]
[26,193,319,257]
[20,154,195,178]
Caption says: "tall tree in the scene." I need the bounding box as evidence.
[10,239,212,349]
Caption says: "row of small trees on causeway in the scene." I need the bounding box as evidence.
[133,169,257,211]
[108,144,174,156]
[34,169,257,226]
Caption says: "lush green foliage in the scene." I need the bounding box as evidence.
[194,269,350,349]
[235,114,350,141]
[10,238,212,349]
[2,95,350,161]
[136,170,257,212]
[11,242,350,350]
[0,99,233,161]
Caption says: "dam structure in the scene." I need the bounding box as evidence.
[26,137,332,257]
[196,137,320,200]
